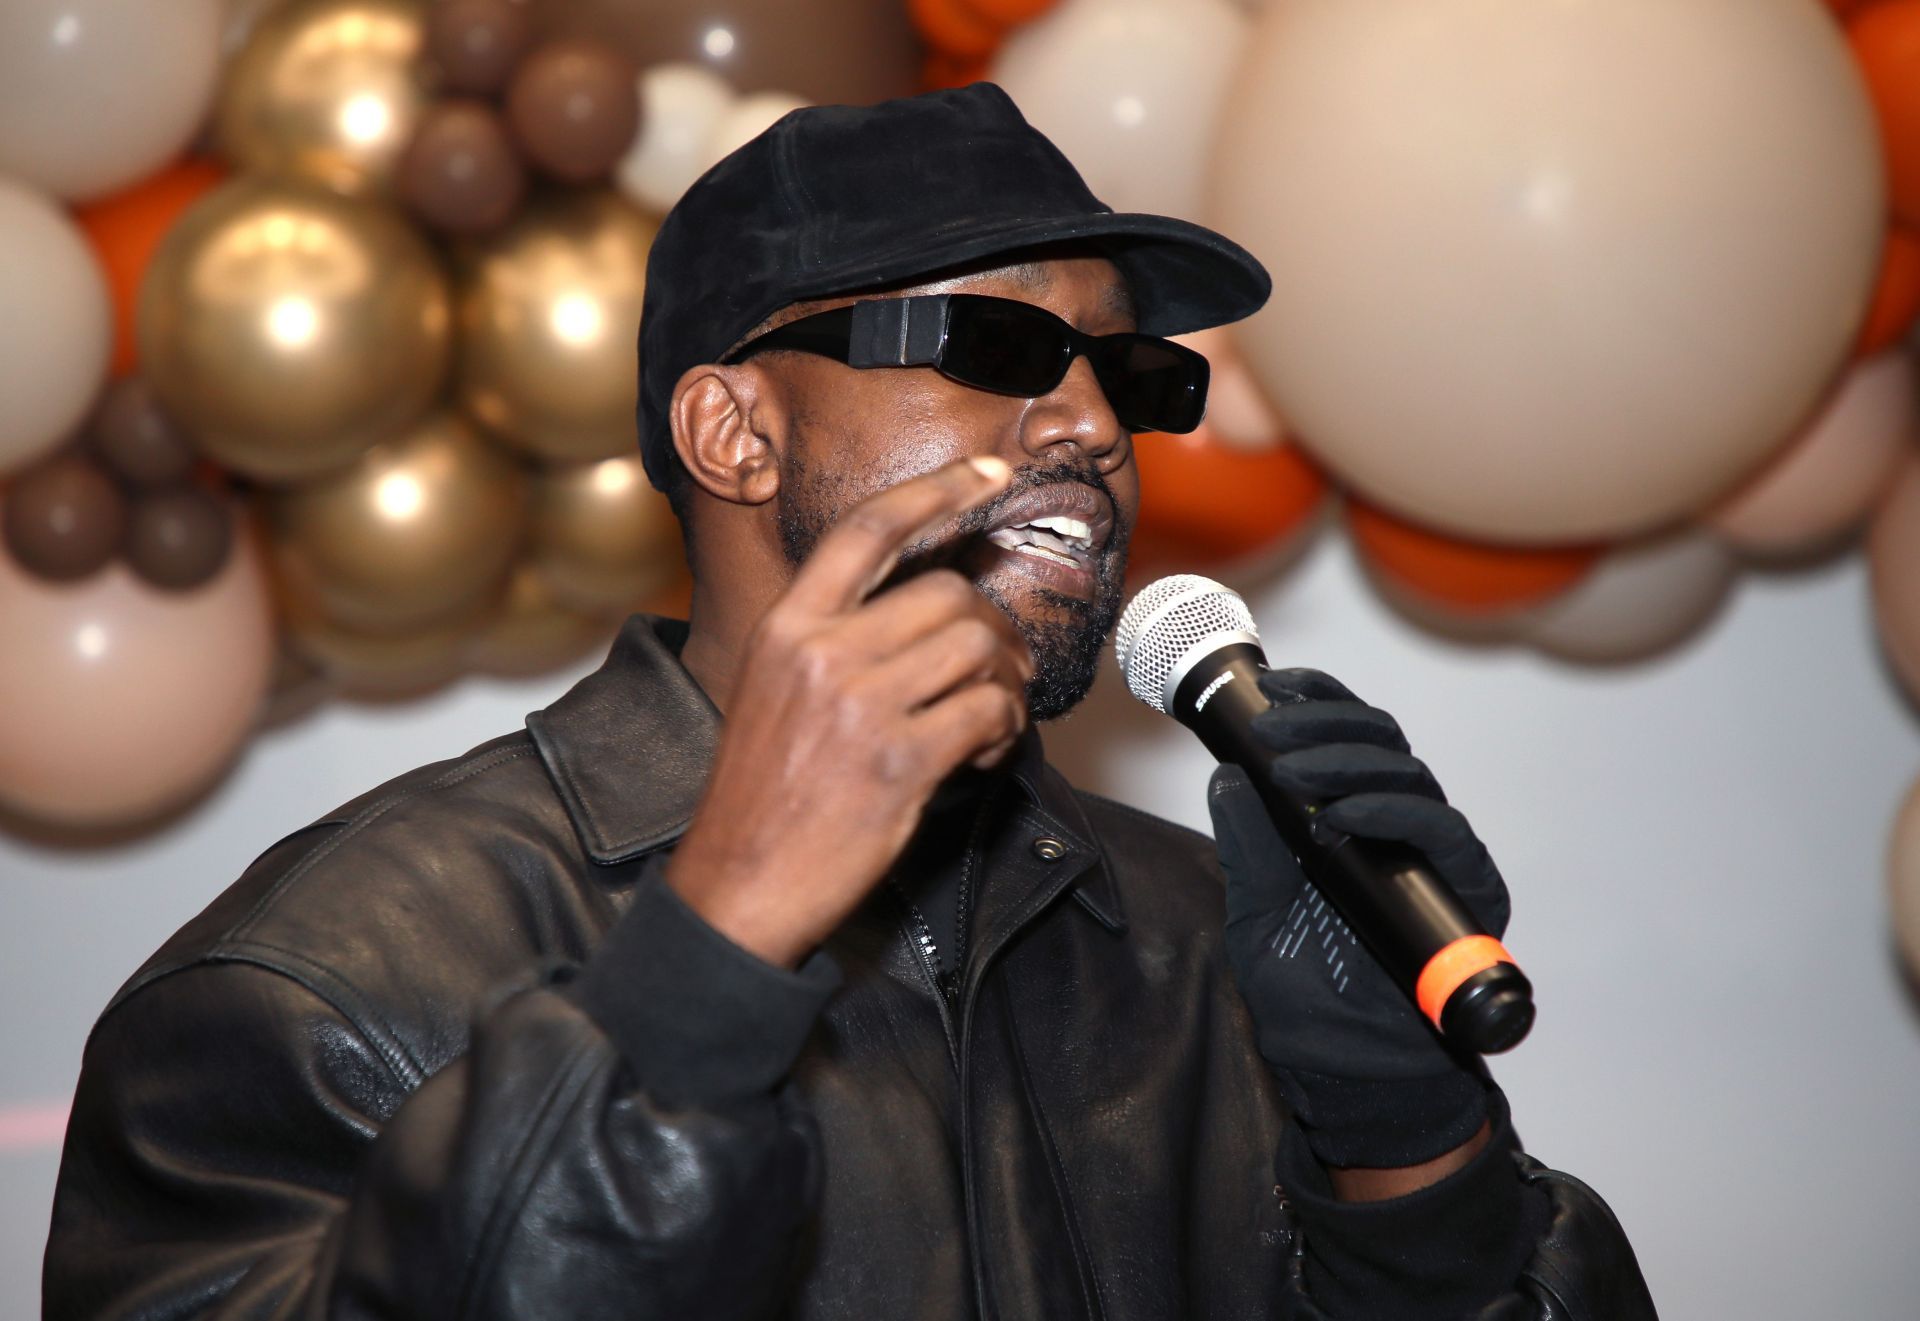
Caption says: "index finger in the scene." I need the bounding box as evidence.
[785,456,1012,615]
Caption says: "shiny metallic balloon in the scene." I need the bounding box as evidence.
[456,189,655,463]
[466,560,614,677]
[138,177,450,482]
[217,0,429,197]
[267,410,526,635]
[526,452,684,618]
[280,583,483,699]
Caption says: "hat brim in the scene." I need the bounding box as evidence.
[777,210,1271,340]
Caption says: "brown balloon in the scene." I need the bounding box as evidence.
[466,560,615,676]
[526,452,685,619]
[89,376,197,488]
[534,0,919,104]
[426,0,535,96]
[138,177,451,483]
[267,410,528,636]
[398,99,528,235]
[217,0,430,197]
[1,456,127,581]
[125,485,235,591]
[505,39,641,183]
[456,189,655,462]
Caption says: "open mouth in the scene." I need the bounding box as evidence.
[972,481,1114,587]
[985,514,1096,570]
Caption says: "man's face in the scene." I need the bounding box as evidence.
[765,254,1140,721]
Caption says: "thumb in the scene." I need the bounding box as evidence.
[1208,765,1307,931]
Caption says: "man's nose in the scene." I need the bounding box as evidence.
[1018,354,1127,464]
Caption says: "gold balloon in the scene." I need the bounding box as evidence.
[218,0,428,197]
[138,177,451,482]
[527,452,685,618]
[281,583,484,700]
[466,561,616,677]
[457,190,657,463]
[267,410,527,635]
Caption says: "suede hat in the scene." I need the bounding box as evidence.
[635,81,1271,490]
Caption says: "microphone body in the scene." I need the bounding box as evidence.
[1117,578,1534,1055]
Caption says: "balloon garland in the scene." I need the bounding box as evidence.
[0,0,1917,935]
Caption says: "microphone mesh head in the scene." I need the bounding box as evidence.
[1114,574,1258,713]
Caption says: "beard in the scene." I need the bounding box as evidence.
[777,454,1130,722]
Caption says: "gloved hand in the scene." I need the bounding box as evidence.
[1207,667,1511,1170]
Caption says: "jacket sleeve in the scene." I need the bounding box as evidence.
[43,874,840,1321]
[1270,1088,1659,1320]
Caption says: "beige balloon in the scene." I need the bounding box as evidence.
[1889,772,1920,980]
[1209,0,1884,544]
[139,177,450,482]
[457,190,658,463]
[217,0,428,197]
[267,411,527,635]
[1707,352,1916,560]
[0,508,274,827]
[1523,529,1738,665]
[527,453,686,619]
[1869,453,1920,705]
[466,562,616,677]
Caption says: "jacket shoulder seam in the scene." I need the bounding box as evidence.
[226,743,539,947]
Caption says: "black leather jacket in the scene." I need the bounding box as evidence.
[44,616,1655,1319]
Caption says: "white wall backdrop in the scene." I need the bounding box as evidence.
[4,531,1917,1317]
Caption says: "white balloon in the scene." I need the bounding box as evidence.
[1210,0,1884,544]
[0,179,111,474]
[618,62,737,214]
[702,92,809,174]
[1523,529,1739,664]
[0,0,224,201]
[992,0,1247,219]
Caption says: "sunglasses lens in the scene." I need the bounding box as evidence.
[1096,338,1208,433]
[940,299,1073,396]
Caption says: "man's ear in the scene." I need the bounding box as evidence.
[669,363,784,508]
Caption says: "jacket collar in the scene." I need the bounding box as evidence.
[526,614,1125,933]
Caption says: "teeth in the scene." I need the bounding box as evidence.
[1027,515,1092,545]
[1015,542,1081,568]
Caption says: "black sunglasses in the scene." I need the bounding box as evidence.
[719,293,1210,434]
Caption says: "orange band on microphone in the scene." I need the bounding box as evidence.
[1415,936,1516,1029]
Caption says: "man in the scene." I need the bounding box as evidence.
[44,85,1654,1318]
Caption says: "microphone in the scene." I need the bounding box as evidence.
[1115,574,1535,1055]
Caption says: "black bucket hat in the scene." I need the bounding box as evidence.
[635,81,1271,490]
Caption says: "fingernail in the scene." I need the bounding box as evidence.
[968,456,1011,484]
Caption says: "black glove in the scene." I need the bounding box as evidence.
[1207,667,1512,1170]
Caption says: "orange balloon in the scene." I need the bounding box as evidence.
[1850,2,1920,229]
[959,0,1059,24]
[921,50,992,92]
[74,157,226,377]
[1857,225,1920,355]
[909,0,1004,59]
[1348,499,1602,614]
[1129,425,1329,575]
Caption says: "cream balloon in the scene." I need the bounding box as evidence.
[0,510,274,827]
[1173,327,1286,452]
[992,0,1247,220]
[1869,453,1920,704]
[1707,351,1917,560]
[617,62,737,214]
[1889,772,1920,980]
[701,92,809,172]
[1210,0,1884,544]
[0,181,112,474]
[1523,529,1738,665]
[0,0,224,201]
